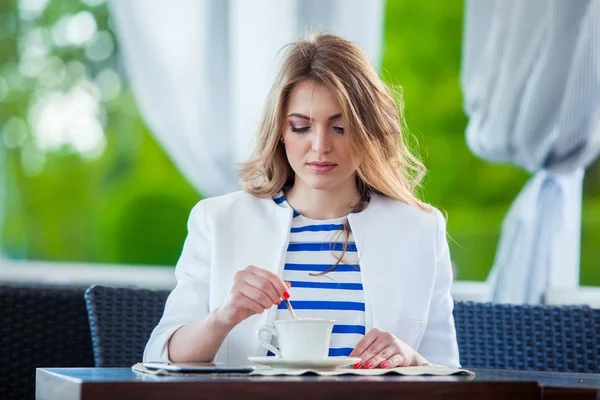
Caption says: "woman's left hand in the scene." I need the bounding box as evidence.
[349,328,428,369]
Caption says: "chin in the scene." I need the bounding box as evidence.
[302,175,342,191]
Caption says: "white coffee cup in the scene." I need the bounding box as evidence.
[258,318,335,360]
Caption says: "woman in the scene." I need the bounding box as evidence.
[144,33,460,369]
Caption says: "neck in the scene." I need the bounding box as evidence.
[285,179,361,220]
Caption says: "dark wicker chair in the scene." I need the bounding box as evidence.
[0,284,94,400]
[84,285,169,367]
[453,301,600,372]
[82,286,600,372]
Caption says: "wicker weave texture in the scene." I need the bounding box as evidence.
[84,285,169,367]
[84,286,600,372]
[0,284,94,400]
[453,301,599,372]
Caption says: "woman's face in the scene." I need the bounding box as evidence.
[282,80,360,192]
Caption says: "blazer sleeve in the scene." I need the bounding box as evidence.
[143,200,212,362]
[416,208,461,367]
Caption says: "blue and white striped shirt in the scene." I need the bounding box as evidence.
[272,191,366,357]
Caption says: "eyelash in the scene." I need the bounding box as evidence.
[290,126,345,134]
[290,126,309,133]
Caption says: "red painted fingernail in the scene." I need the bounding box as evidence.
[381,362,388,369]
[283,291,290,299]
[365,362,373,368]
[353,362,362,368]
[276,300,281,305]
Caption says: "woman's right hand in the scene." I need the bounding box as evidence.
[213,265,290,329]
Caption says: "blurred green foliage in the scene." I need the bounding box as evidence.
[0,0,200,265]
[1,0,598,284]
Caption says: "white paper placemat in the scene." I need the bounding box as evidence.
[250,366,475,377]
[132,363,474,377]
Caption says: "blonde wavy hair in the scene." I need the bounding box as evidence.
[238,33,428,214]
[238,33,429,274]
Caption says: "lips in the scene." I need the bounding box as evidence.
[307,162,337,173]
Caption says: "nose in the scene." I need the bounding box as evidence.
[312,126,332,154]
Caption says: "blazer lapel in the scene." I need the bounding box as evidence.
[349,195,421,334]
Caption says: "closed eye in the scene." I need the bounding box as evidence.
[291,125,310,133]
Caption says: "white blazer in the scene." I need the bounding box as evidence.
[144,191,460,367]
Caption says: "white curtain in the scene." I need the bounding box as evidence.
[108,0,384,197]
[461,0,600,303]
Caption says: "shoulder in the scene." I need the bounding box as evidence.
[365,194,446,238]
[188,190,276,222]
[203,190,254,208]
[369,194,442,223]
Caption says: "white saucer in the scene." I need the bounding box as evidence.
[248,356,361,370]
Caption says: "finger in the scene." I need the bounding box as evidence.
[380,353,409,369]
[360,340,389,369]
[247,266,289,296]
[244,274,281,304]
[349,331,378,358]
[239,284,276,310]
[233,292,265,315]
[364,345,396,369]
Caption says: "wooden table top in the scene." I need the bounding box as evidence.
[36,367,600,400]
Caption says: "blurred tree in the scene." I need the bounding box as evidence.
[1,0,199,266]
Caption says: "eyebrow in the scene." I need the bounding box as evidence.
[287,113,342,121]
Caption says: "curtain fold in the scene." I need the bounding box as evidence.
[461,0,600,303]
